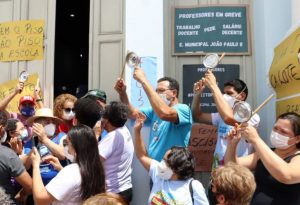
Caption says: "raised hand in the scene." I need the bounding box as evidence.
[133,66,147,83]
[204,69,217,90]
[43,155,63,171]
[134,112,146,132]
[114,78,127,95]
[193,78,206,94]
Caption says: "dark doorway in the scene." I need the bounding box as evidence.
[54,0,90,98]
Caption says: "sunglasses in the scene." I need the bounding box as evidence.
[64,108,75,113]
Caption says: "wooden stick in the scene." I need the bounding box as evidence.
[119,61,126,79]
[251,94,274,116]
[218,52,226,63]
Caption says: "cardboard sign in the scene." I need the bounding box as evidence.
[276,96,300,116]
[188,123,217,172]
[0,20,44,61]
[0,73,39,112]
[269,27,300,99]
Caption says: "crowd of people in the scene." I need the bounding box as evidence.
[0,65,299,205]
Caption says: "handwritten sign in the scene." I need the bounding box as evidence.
[173,5,250,55]
[276,96,300,117]
[188,123,217,172]
[269,27,300,99]
[0,20,44,61]
[0,73,39,112]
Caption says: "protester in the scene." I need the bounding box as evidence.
[3,118,32,169]
[0,111,32,204]
[192,70,260,166]
[133,114,209,204]
[73,98,102,129]
[225,112,300,204]
[210,162,256,205]
[81,89,107,140]
[31,125,106,205]
[2,119,25,155]
[53,93,77,134]
[82,89,107,108]
[83,193,127,205]
[115,68,193,161]
[98,101,133,203]
[27,108,64,184]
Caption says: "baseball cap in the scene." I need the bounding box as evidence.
[19,95,35,105]
[81,89,107,103]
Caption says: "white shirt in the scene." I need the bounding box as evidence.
[98,126,134,193]
[212,112,260,163]
[149,160,209,205]
[46,163,81,205]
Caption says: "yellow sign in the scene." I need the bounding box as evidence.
[276,96,300,117]
[269,27,300,99]
[0,73,39,112]
[0,20,44,62]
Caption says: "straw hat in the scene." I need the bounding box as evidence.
[27,108,63,126]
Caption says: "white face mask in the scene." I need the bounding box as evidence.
[1,131,7,143]
[270,130,294,149]
[44,123,56,137]
[64,145,74,162]
[159,93,171,106]
[223,94,236,108]
[18,129,29,141]
[157,160,173,180]
[62,110,75,121]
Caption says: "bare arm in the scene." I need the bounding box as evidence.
[133,67,178,123]
[0,82,23,111]
[15,170,32,195]
[134,114,152,171]
[204,70,235,125]
[31,148,56,205]
[114,78,140,119]
[242,124,300,184]
[34,81,44,109]
[191,79,212,124]
[32,123,66,160]
[224,125,258,171]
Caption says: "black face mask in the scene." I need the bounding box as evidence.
[208,183,218,205]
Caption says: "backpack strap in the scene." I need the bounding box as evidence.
[189,179,194,204]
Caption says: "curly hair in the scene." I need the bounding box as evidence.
[165,146,195,180]
[211,162,256,205]
[53,94,77,118]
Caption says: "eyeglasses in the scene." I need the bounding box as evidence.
[155,88,173,94]
[64,108,75,113]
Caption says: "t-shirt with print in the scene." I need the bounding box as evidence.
[0,144,25,201]
[46,163,82,205]
[98,126,134,193]
[140,104,193,161]
[149,160,209,205]
[211,112,260,166]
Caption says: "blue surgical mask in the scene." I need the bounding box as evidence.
[20,107,35,117]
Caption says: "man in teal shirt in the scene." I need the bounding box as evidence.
[115,67,192,161]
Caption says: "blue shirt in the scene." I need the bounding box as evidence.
[140,104,193,161]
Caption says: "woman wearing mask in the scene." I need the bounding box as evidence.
[134,114,209,205]
[225,112,300,205]
[53,94,77,134]
[27,108,64,184]
[2,119,26,155]
[31,124,106,205]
